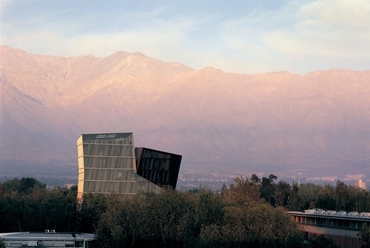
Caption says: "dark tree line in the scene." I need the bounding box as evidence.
[229,174,370,213]
[0,177,77,232]
[1,176,370,248]
[286,180,370,212]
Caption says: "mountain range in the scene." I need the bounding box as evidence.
[1,45,370,178]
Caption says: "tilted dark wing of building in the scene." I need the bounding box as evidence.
[135,147,182,189]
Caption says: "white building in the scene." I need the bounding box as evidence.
[0,231,96,247]
[354,178,367,190]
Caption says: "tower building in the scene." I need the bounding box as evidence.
[77,133,181,200]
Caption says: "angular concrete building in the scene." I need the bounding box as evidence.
[77,133,182,200]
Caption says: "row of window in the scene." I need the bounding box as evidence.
[81,157,135,169]
[83,169,137,181]
[139,170,179,185]
[81,133,133,144]
[293,216,365,230]
[4,240,90,247]
[81,179,163,194]
[83,181,138,193]
[139,158,181,171]
[140,150,173,159]
[82,144,134,156]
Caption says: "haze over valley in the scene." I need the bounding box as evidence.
[1,46,370,182]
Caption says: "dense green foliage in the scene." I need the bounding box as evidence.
[359,223,370,248]
[0,177,77,232]
[1,176,369,248]
[286,180,370,212]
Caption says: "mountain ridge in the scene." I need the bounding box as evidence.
[1,46,370,177]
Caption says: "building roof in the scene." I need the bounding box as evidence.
[288,209,370,222]
[0,232,95,241]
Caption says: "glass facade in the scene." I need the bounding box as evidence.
[135,147,182,189]
[77,133,182,200]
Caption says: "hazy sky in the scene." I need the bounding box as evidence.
[1,0,369,74]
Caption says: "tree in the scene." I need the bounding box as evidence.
[335,180,351,211]
[194,189,224,230]
[0,176,313,247]
[1,192,26,231]
[221,205,247,242]
[260,174,277,206]
[19,177,45,193]
[309,234,338,248]
[273,180,291,207]
[222,175,262,208]
[251,174,261,184]
[1,177,45,194]
[316,184,336,210]
[40,187,76,231]
[287,183,323,211]
[1,178,21,192]
[77,193,107,233]
[95,194,127,248]
[358,223,370,248]
[355,190,370,212]
[245,204,301,247]
[198,204,246,247]
[286,183,302,211]
[0,179,78,233]
[94,189,201,248]
[198,224,223,248]
[0,239,5,248]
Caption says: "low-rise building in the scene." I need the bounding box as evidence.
[0,231,96,247]
[288,209,370,248]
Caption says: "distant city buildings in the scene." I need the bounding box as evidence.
[354,178,367,190]
[77,133,181,200]
[64,184,75,189]
[306,176,338,182]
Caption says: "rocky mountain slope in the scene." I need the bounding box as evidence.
[1,45,370,177]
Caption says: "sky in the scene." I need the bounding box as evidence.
[1,0,370,74]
